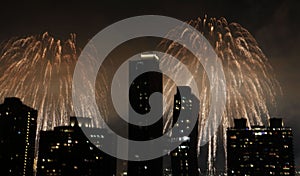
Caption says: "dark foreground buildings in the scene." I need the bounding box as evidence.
[0,97,37,176]
[227,118,295,176]
[127,54,163,176]
[37,117,116,176]
[171,86,200,176]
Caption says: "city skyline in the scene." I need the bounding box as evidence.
[0,95,295,175]
[0,0,299,174]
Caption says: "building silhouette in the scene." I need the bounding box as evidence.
[171,86,199,176]
[227,118,295,176]
[0,97,37,176]
[127,54,163,176]
[37,117,116,176]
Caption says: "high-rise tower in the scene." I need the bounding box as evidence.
[171,86,199,176]
[127,54,163,176]
[0,97,37,176]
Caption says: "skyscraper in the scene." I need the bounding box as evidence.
[171,86,199,176]
[0,97,37,176]
[227,118,295,176]
[37,117,116,176]
[127,54,163,176]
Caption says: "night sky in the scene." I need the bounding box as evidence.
[1,0,300,168]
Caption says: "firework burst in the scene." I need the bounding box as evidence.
[159,16,281,174]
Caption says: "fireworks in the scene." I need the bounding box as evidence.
[0,16,280,174]
[159,16,281,174]
[0,32,77,130]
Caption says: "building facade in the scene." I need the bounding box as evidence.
[227,118,295,176]
[127,54,163,176]
[37,117,116,176]
[171,86,199,176]
[0,97,37,176]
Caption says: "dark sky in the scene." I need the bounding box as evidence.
[1,0,300,168]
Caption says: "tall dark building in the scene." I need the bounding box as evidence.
[171,86,199,176]
[37,117,116,176]
[227,118,295,176]
[127,54,163,176]
[0,97,37,176]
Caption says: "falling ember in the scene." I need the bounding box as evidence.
[0,16,281,175]
[159,16,281,174]
[0,32,77,131]
[0,32,112,132]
